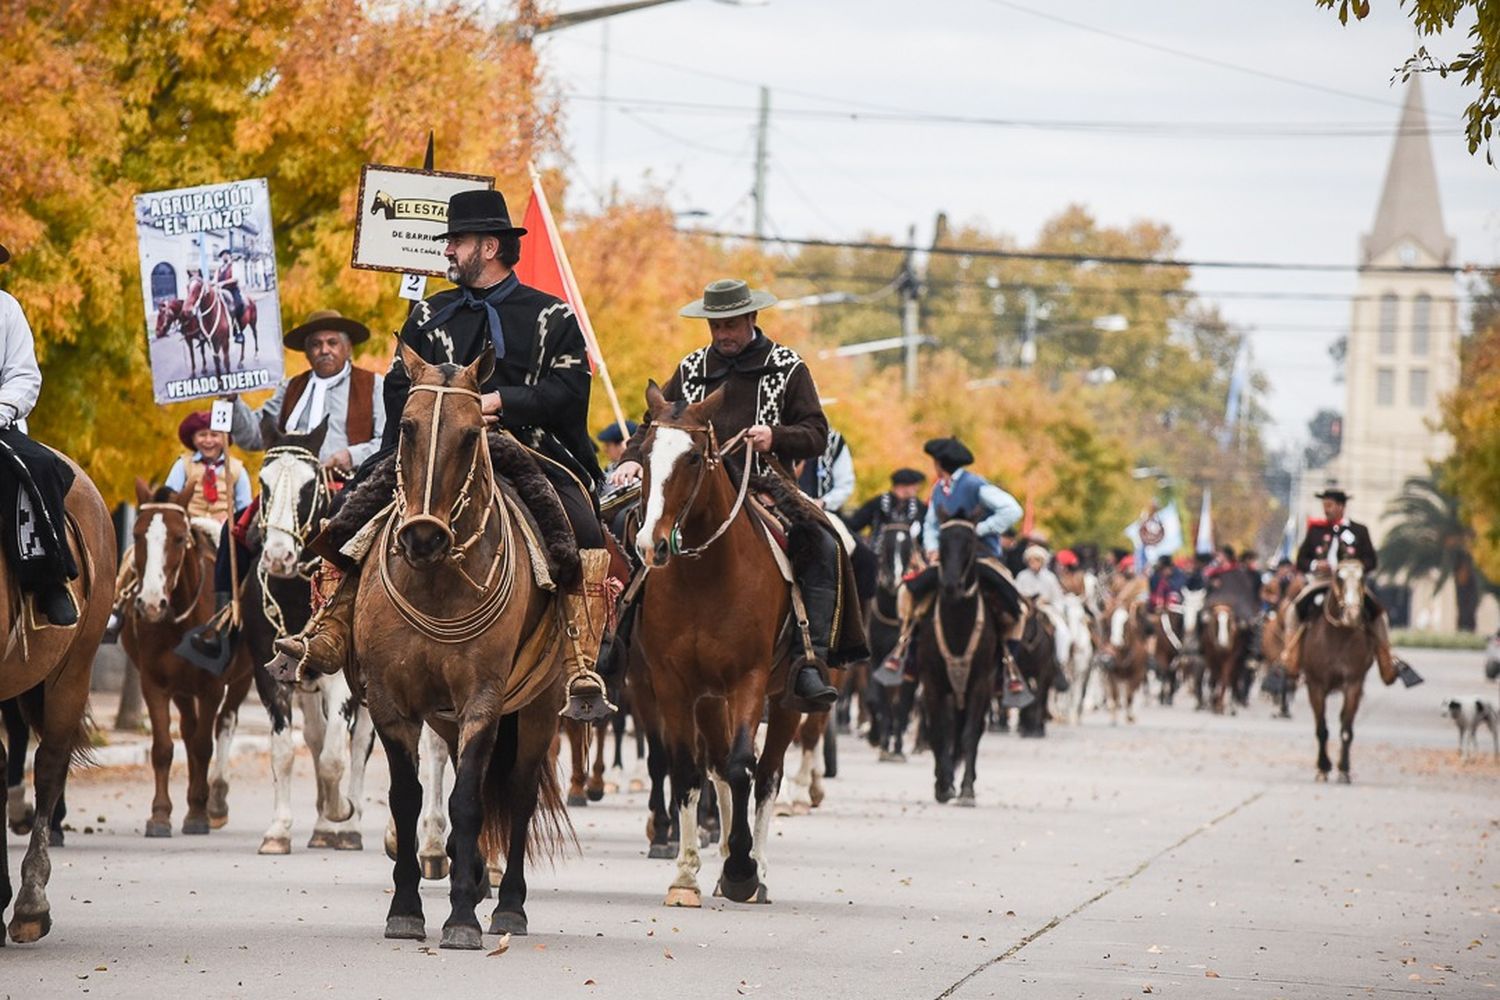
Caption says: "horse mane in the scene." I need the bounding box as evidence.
[150,485,175,504]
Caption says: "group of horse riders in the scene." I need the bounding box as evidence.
[0,185,1416,722]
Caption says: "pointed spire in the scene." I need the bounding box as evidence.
[1363,76,1453,266]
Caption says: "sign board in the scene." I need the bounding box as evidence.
[352,164,493,277]
[134,178,285,404]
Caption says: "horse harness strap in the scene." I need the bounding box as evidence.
[935,589,986,709]
[651,423,752,559]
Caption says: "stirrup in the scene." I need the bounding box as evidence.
[561,668,617,723]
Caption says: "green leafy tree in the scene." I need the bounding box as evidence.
[1316,0,1500,159]
[1380,472,1491,630]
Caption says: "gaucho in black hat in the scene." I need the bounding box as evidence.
[1278,482,1422,689]
[275,187,616,721]
[845,468,928,539]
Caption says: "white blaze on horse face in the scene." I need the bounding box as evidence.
[1216,608,1230,648]
[137,514,170,618]
[635,427,695,561]
[260,455,317,576]
[1110,607,1128,648]
[1182,589,1205,638]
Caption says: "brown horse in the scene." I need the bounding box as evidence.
[0,457,115,944]
[1298,561,1377,783]
[352,344,570,949]
[632,383,805,908]
[121,482,254,838]
[561,717,607,807]
[182,275,257,376]
[1101,600,1151,724]
[155,298,210,377]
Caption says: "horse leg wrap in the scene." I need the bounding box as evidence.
[560,549,618,722]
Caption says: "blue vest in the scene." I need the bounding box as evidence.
[931,472,1002,558]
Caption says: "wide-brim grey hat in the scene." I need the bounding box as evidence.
[680,278,777,319]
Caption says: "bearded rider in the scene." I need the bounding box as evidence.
[1279,486,1420,688]
[609,278,862,712]
[273,189,615,721]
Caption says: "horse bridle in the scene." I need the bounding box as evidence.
[1324,564,1364,628]
[393,383,495,565]
[258,445,332,567]
[135,502,208,624]
[645,421,751,559]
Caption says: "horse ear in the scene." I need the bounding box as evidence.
[260,412,282,450]
[307,415,330,456]
[134,477,152,507]
[397,340,429,382]
[693,385,727,422]
[174,477,197,510]
[645,380,668,416]
[466,342,495,387]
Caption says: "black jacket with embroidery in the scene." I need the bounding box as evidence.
[620,330,827,473]
[1295,519,1377,574]
[845,492,926,536]
[382,281,601,488]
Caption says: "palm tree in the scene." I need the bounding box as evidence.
[1380,474,1491,631]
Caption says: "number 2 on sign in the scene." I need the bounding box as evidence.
[399,273,427,301]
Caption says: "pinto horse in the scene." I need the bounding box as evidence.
[352,344,570,949]
[122,482,255,838]
[0,457,115,945]
[1299,561,1377,783]
[914,516,998,805]
[242,422,376,855]
[632,383,805,908]
[183,275,257,377]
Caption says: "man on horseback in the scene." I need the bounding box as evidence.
[275,189,614,721]
[215,249,246,342]
[1279,486,1417,687]
[175,310,385,663]
[846,468,926,538]
[796,426,855,514]
[608,278,853,711]
[0,243,79,626]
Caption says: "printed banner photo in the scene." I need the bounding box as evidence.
[134,178,285,404]
[351,164,494,276]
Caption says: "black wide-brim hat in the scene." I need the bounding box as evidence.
[433,189,527,240]
[923,437,974,472]
[890,467,926,486]
[284,309,371,351]
[1315,487,1351,504]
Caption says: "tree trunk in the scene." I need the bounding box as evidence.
[114,661,144,732]
[1455,568,1480,633]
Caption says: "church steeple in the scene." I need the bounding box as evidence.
[1362,75,1454,266]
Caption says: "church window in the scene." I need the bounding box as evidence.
[1376,367,1395,406]
[1378,293,1398,354]
[1411,293,1431,355]
[1409,368,1428,407]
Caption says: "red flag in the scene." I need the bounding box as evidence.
[1021,494,1035,536]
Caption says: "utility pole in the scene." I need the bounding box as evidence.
[598,21,610,202]
[752,86,770,239]
[901,223,921,395]
[1020,288,1038,368]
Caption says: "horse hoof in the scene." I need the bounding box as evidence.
[384,915,426,941]
[879,751,907,764]
[790,801,811,817]
[182,816,211,835]
[809,787,826,808]
[1337,772,1352,785]
[628,778,646,793]
[334,831,363,851]
[566,793,588,808]
[718,871,761,904]
[307,830,338,849]
[440,924,484,951]
[934,785,954,804]
[208,811,229,830]
[8,806,35,836]
[259,836,292,855]
[1315,771,1329,783]
[48,826,64,848]
[487,910,528,936]
[421,856,450,881]
[955,794,976,808]
[587,786,605,803]
[647,842,676,860]
[7,912,50,944]
[663,887,702,908]
[145,820,173,838]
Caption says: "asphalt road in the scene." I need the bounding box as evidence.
[3,647,1496,1000]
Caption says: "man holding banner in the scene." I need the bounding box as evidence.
[276,188,615,722]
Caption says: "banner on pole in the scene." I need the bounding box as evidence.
[135,178,284,404]
[351,164,493,276]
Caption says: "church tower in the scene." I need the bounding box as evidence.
[1337,76,1459,558]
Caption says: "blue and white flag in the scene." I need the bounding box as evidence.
[1218,337,1250,448]
[1195,489,1214,555]
[1124,501,1184,568]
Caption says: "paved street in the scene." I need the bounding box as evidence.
[4,648,1496,999]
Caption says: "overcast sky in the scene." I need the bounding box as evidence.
[534,0,1498,451]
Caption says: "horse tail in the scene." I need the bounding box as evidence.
[14,690,97,770]
[479,708,578,869]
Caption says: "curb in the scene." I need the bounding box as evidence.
[88,732,275,770]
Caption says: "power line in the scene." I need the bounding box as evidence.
[678,228,1493,275]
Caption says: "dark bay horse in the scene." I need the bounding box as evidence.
[156,298,210,377]
[1199,571,1258,714]
[183,275,257,377]
[352,344,570,949]
[632,383,805,907]
[1299,561,1377,782]
[243,422,376,855]
[914,516,998,805]
[867,521,920,761]
[1,457,115,944]
[1012,598,1056,738]
[122,482,254,837]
